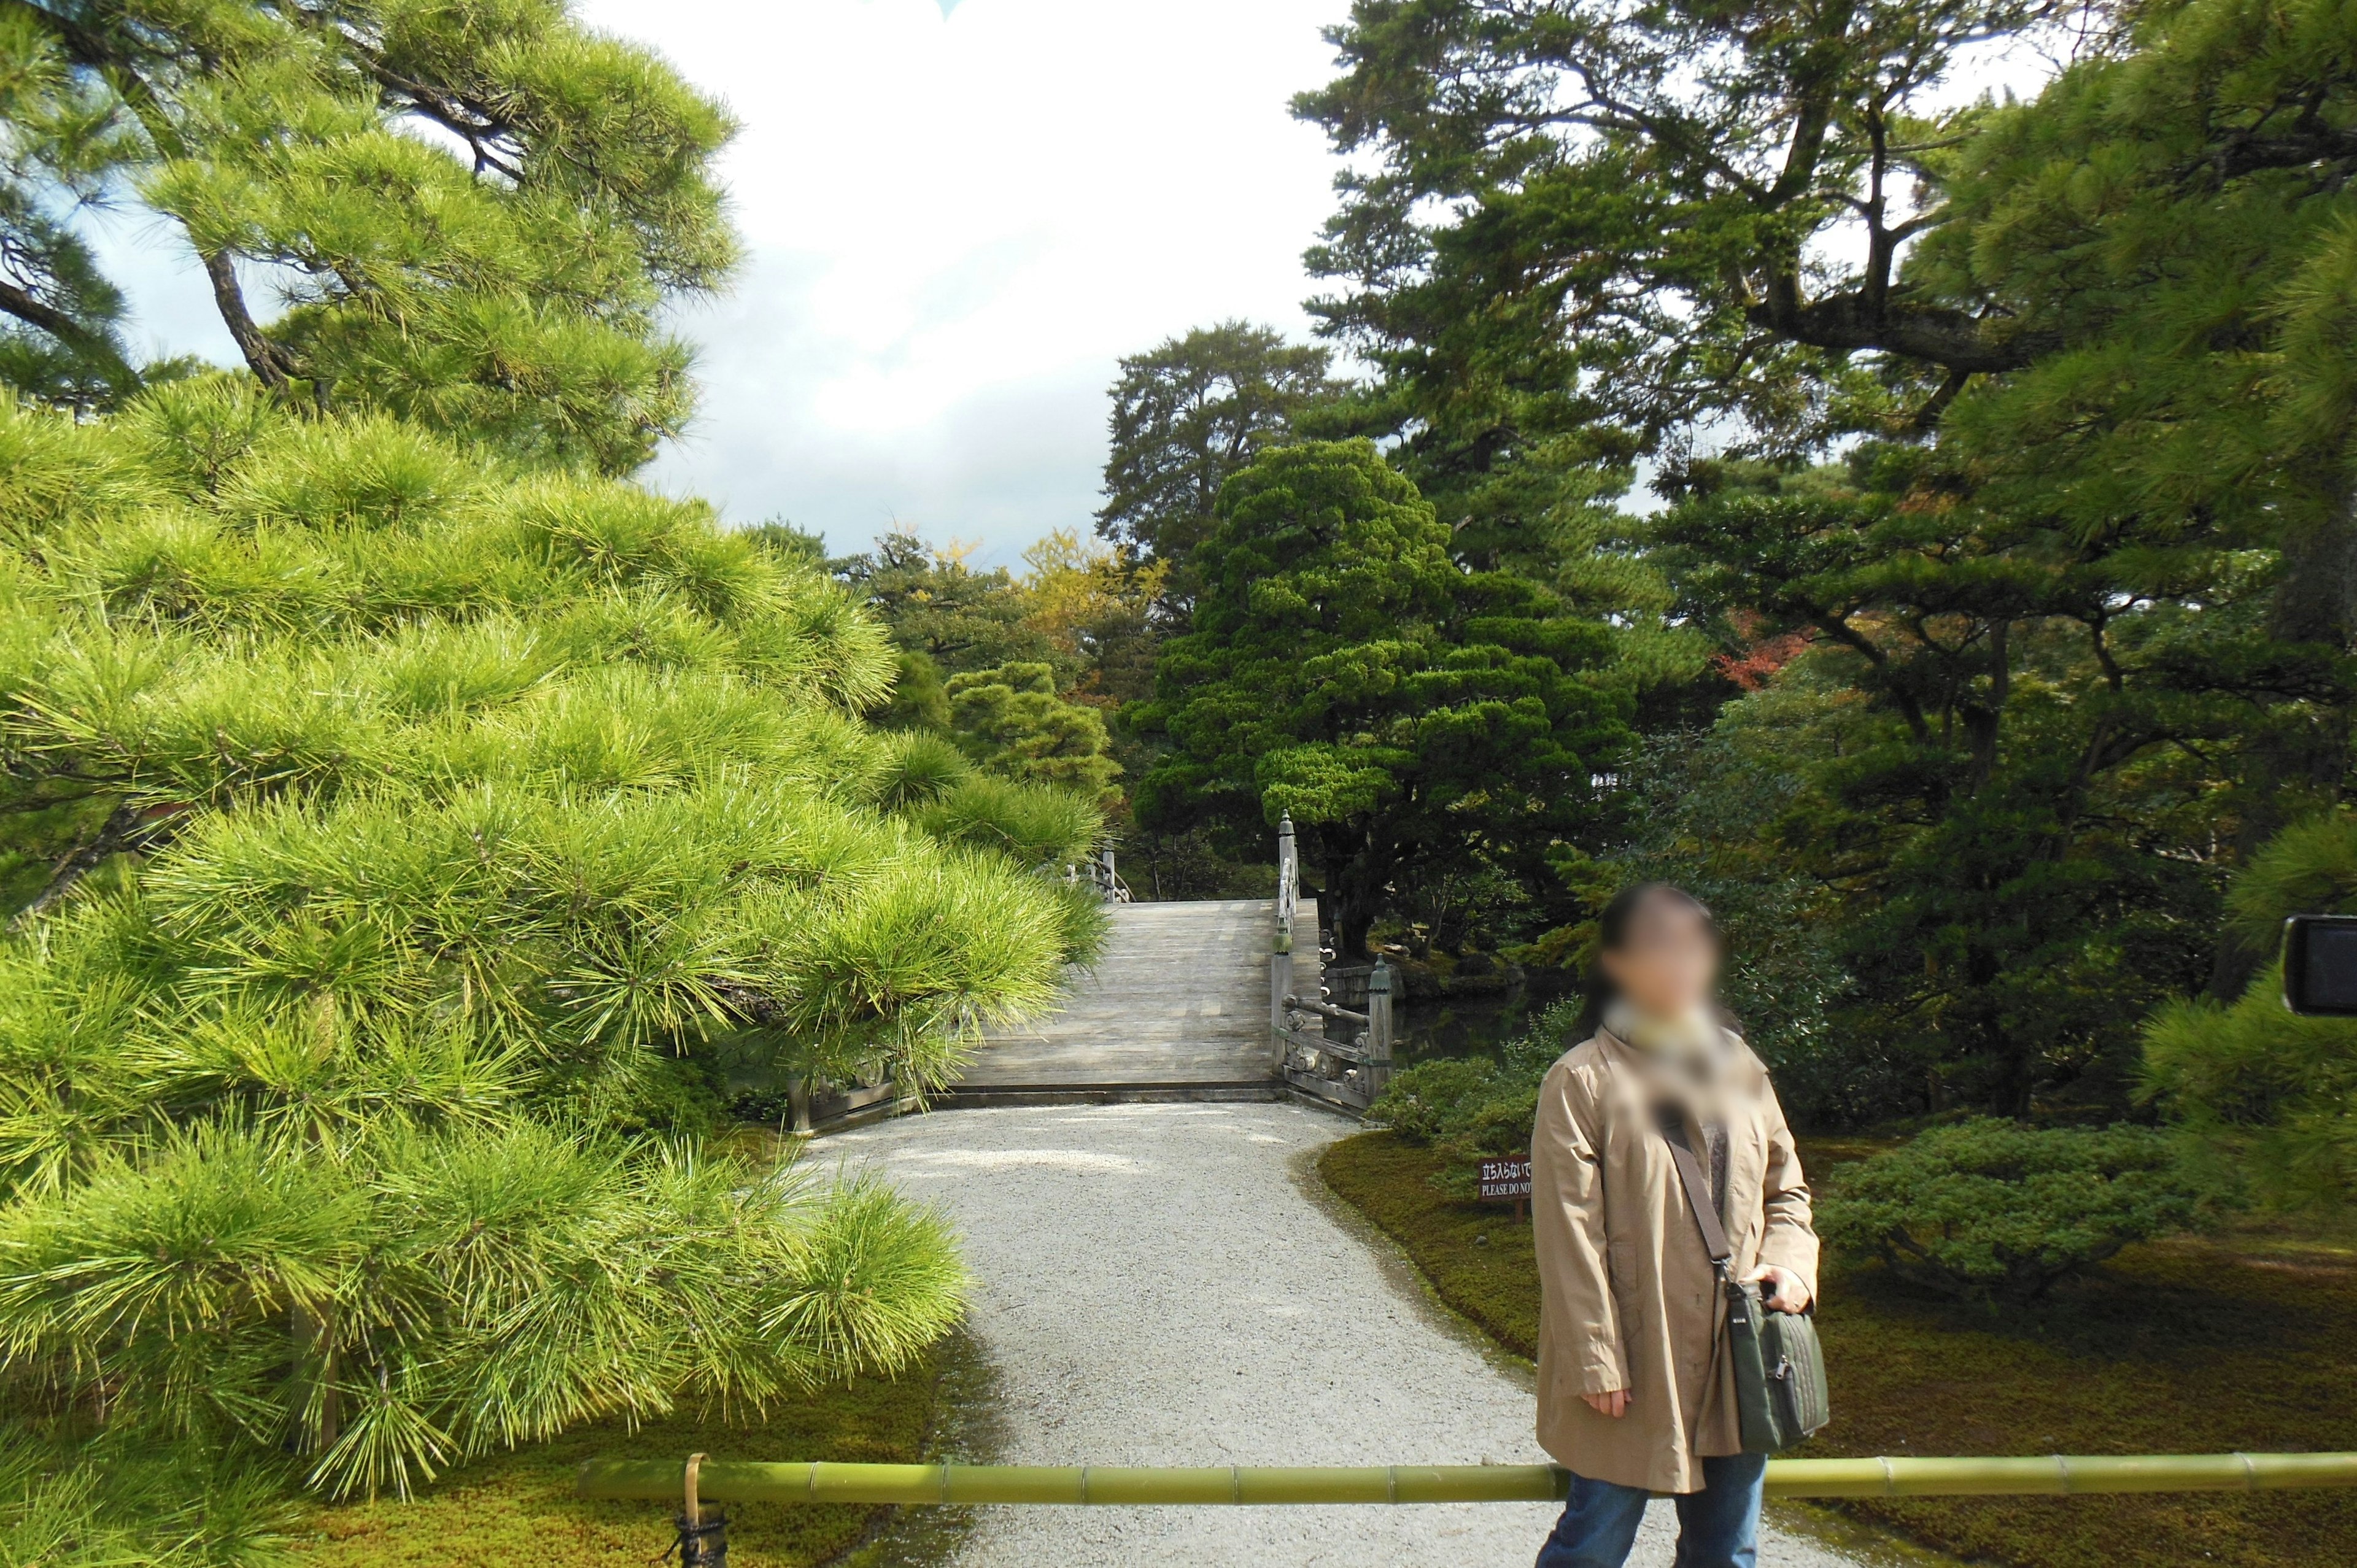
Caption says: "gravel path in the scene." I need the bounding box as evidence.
[829,1101,1869,1568]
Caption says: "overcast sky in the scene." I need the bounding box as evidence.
[85,0,1347,567]
[80,1,2064,568]
[580,0,1348,565]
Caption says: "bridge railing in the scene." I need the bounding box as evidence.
[1271,813,1394,1113]
[1064,846,1133,903]
[778,1072,906,1135]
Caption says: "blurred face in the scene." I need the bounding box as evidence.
[1598,895,1720,1021]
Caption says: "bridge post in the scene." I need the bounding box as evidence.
[1271,814,1296,1059]
[1366,959,1395,1101]
[1271,946,1291,1048]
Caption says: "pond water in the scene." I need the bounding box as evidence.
[1391,978,1578,1066]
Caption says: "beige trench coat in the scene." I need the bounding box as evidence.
[1530,1029,1818,1494]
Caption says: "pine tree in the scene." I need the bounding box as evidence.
[834,530,1061,678]
[1918,0,2357,986]
[0,384,1100,1546]
[1097,322,1338,611]
[0,0,735,471]
[946,662,1123,805]
[0,8,1111,1546]
[1299,0,2357,1134]
[1134,439,1630,958]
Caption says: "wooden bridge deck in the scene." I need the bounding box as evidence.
[950,898,1307,1101]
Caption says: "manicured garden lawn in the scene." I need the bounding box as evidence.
[1320,1131,2357,1568]
[290,1347,946,1568]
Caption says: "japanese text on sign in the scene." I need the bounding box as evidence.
[1477,1157,1531,1201]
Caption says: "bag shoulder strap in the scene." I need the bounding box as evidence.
[1664,1137,1733,1276]
[1600,1041,1738,1283]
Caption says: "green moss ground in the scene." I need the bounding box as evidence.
[1318,1131,2357,1568]
[290,1346,946,1568]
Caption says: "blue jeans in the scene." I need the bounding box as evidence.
[1534,1453,1767,1568]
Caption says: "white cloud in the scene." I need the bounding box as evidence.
[580,0,1349,565]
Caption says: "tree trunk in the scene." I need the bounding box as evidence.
[1318,830,1387,963]
[2269,498,2357,652]
[1331,897,1377,963]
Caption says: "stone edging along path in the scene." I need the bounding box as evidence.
[829,1101,1873,1567]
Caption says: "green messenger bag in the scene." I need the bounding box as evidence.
[1666,1138,1831,1454]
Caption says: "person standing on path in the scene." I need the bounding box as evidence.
[1529,884,1820,1568]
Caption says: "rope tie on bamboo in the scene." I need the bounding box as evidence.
[672,1452,727,1568]
[2237,1453,2259,1491]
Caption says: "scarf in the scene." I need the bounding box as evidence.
[1606,998,1734,1210]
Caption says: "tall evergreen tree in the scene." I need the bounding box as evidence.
[1134,439,1629,957]
[1653,451,2232,1114]
[1298,0,2357,1130]
[1097,320,1338,609]
[1918,0,2357,985]
[1295,0,2059,461]
[834,530,1060,678]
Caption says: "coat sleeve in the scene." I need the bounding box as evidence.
[1755,1080,1819,1303]
[1531,1062,1627,1396]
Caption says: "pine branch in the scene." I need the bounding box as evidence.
[1,0,303,388]
[1745,285,2053,374]
[0,274,136,387]
[9,799,141,929]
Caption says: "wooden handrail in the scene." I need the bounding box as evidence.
[1285,995,1370,1027]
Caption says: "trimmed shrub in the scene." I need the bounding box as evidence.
[1368,1000,1578,1193]
[944,660,1121,803]
[2142,813,2357,1210]
[1817,1119,2223,1302]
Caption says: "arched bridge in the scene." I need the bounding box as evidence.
[784,818,1399,1130]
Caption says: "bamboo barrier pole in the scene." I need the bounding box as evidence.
[579,1453,2357,1507]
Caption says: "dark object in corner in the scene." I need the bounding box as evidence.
[2282,916,2357,1017]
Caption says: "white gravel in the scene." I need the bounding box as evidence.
[828,1100,1870,1568]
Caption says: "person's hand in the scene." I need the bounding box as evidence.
[1582,1389,1630,1418]
[1747,1264,1811,1313]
